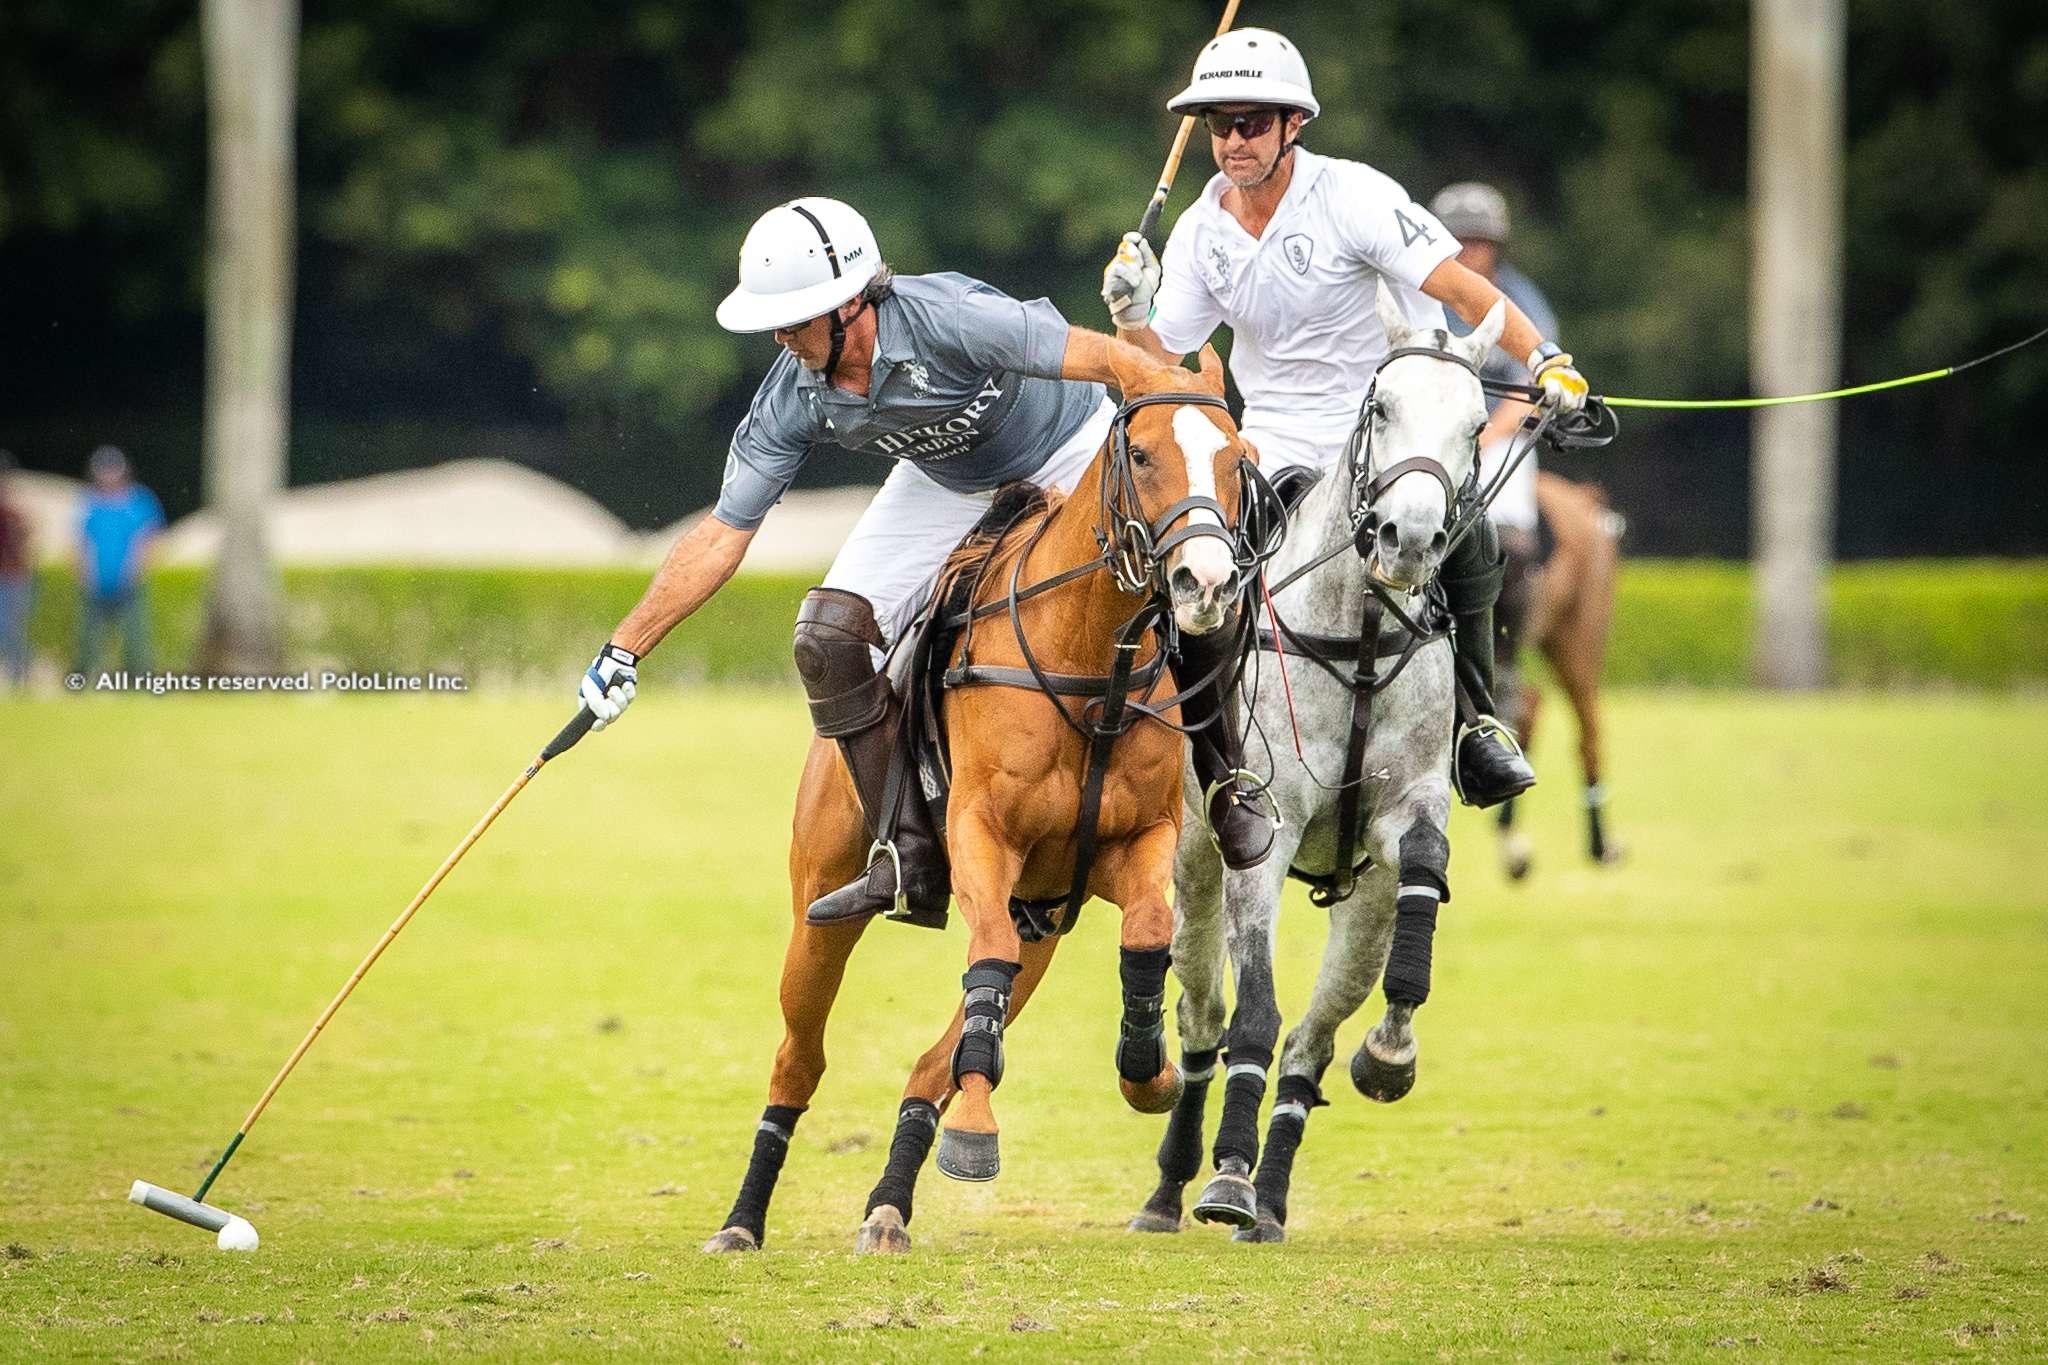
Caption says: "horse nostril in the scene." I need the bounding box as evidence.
[1171,565,1199,598]
[1429,529,1448,557]
[1377,521,1401,559]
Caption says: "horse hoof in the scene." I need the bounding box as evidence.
[1594,841,1627,867]
[1127,1207,1182,1234]
[1501,833,1533,881]
[701,1226,759,1254]
[1352,1043,1417,1103]
[854,1205,912,1255]
[1192,1172,1257,1229]
[936,1127,1000,1183]
[1232,1214,1287,1244]
[1119,1062,1184,1115]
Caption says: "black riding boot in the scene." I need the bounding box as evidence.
[1441,512,1536,808]
[1172,613,1278,870]
[791,589,950,928]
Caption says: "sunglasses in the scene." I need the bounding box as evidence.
[1203,110,1280,140]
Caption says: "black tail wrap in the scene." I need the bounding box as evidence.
[1157,1047,1218,1183]
[720,1104,804,1244]
[1383,823,1450,1007]
[1213,1051,1271,1172]
[865,1098,940,1222]
[1116,945,1173,1083]
[1252,1075,1323,1228]
[950,958,1019,1089]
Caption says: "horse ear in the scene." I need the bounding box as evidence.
[1375,279,1413,349]
[1461,297,1508,367]
[1106,341,1160,400]
[1194,344,1226,396]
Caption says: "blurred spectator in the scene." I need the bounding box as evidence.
[0,451,31,687]
[74,444,164,679]
[1429,181,1559,549]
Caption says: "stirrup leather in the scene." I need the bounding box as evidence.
[1200,768,1283,855]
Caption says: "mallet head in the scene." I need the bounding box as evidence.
[129,1179,259,1252]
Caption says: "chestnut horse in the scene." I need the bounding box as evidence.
[704,347,1261,1254]
[1494,471,1625,877]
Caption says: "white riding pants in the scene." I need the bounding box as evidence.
[821,397,1117,645]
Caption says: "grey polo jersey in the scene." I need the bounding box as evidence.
[714,271,1105,530]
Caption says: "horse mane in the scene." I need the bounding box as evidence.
[933,480,1064,614]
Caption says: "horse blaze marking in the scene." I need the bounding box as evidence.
[1170,407,1234,588]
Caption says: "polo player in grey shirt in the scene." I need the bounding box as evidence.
[573,197,1261,924]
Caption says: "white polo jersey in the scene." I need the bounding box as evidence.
[1151,147,1460,473]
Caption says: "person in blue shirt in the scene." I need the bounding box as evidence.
[0,451,32,688]
[74,444,164,678]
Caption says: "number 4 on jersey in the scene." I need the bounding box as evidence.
[1395,207,1436,247]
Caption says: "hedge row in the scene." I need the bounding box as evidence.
[28,559,2047,690]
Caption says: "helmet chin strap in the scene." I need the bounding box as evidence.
[822,298,867,381]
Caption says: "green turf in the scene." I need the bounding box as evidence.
[1,689,2043,1361]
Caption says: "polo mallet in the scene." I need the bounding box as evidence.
[1135,0,1244,244]
[128,706,600,1251]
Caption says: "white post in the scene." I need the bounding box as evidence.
[197,0,298,674]
[1749,0,1844,689]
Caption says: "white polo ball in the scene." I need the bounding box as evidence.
[216,1217,260,1252]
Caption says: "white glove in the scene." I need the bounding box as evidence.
[1101,231,1161,330]
[1529,348,1590,415]
[578,643,639,730]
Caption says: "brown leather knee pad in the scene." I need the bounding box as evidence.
[792,588,889,738]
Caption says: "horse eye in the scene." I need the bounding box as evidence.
[1130,446,1151,469]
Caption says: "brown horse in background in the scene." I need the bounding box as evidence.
[703,347,1256,1254]
[1495,471,1625,877]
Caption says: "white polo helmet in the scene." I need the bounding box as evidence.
[1167,28,1320,120]
[716,197,882,334]
[1431,182,1512,243]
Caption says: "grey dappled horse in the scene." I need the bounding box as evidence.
[1132,283,1506,1243]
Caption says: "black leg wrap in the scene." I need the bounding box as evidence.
[1383,823,1450,1007]
[1115,946,1173,1083]
[1253,1075,1324,1228]
[720,1104,804,1245]
[1587,784,1609,862]
[950,958,1019,1089]
[1157,1047,1219,1184]
[1213,1050,1271,1172]
[865,1098,940,1223]
[1497,796,1517,831]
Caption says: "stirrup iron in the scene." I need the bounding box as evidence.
[864,838,915,922]
[1201,768,1282,853]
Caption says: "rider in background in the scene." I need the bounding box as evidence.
[1103,29,1593,822]
[1430,181,1554,720]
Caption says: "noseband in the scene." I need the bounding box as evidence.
[1342,345,1482,555]
[1100,390,1282,596]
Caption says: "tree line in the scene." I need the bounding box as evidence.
[2,0,2042,555]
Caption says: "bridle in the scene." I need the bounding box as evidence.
[1098,390,1285,598]
[1341,345,1482,563]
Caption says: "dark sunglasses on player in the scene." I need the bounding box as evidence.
[1203,110,1280,140]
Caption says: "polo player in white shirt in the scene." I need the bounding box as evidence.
[1103,29,1593,855]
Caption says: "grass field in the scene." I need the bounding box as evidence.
[2,689,2044,1361]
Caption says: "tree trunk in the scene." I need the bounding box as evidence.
[195,0,297,675]
[1748,0,1844,689]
